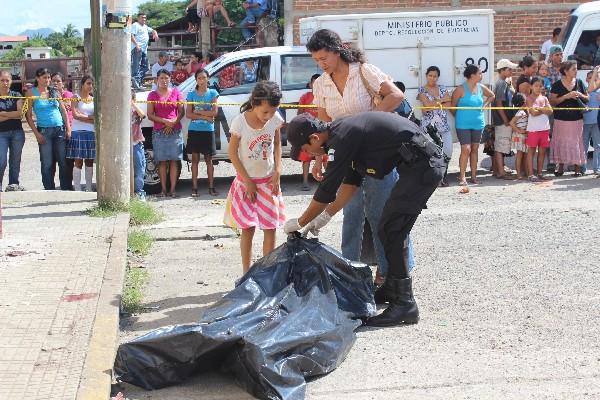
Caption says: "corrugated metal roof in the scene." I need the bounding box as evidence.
[0,35,29,42]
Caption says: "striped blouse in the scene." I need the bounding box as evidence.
[312,62,389,120]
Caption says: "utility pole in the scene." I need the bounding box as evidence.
[97,0,132,204]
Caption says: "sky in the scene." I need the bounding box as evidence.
[0,0,148,36]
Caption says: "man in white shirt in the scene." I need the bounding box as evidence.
[151,51,174,90]
[130,13,159,88]
[540,27,562,62]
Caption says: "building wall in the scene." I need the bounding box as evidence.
[290,0,589,61]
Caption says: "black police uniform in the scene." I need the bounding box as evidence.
[313,111,447,326]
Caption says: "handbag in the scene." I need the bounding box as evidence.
[358,63,384,108]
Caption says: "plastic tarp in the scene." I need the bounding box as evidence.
[114,236,376,400]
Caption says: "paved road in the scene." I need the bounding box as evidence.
[115,156,600,399]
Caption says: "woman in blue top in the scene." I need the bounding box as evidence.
[186,69,219,196]
[451,64,495,185]
[25,68,72,190]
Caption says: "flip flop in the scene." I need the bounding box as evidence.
[208,187,218,196]
[537,175,552,181]
[191,188,198,197]
[496,175,515,180]
[157,192,167,198]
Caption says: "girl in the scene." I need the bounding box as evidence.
[297,73,326,191]
[131,91,147,201]
[224,81,286,273]
[0,70,25,192]
[526,77,553,181]
[582,67,600,175]
[147,69,185,197]
[417,65,452,186]
[185,69,219,197]
[537,63,553,95]
[451,64,495,185]
[68,75,96,191]
[509,92,529,179]
[25,68,72,190]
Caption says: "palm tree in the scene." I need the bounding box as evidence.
[62,24,81,39]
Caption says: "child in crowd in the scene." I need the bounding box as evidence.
[172,59,189,86]
[509,92,529,179]
[583,68,600,174]
[297,73,327,190]
[186,69,219,197]
[224,81,286,273]
[131,91,147,201]
[526,77,553,181]
[537,63,552,95]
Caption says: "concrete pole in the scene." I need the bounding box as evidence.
[97,0,132,204]
[284,0,294,46]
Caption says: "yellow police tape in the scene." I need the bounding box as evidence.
[1,94,597,113]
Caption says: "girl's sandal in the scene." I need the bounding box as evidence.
[468,177,479,184]
[208,187,218,196]
[191,188,198,197]
[537,174,551,181]
[528,175,541,182]
[157,192,167,198]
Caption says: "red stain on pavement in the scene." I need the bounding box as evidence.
[61,293,98,302]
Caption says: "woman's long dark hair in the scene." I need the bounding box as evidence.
[240,81,282,113]
[80,74,94,97]
[306,29,366,64]
[519,55,536,70]
[36,68,59,99]
[194,69,209,90]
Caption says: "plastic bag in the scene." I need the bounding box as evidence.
[114,236,375,400]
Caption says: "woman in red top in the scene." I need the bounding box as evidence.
[296,74,326,190]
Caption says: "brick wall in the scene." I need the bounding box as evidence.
[291,0,590,61]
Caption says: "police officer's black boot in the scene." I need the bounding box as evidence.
[367,277,419,327]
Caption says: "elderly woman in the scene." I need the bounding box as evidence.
[147,69,185,197]
[25,68,72,190]
[451,64,495,185]
[549,60,588,176]
[0,71,25,191]
[306,28,415,292]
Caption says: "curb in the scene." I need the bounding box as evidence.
[76,212,130,400]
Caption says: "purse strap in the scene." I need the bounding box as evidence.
[358,63,380,102]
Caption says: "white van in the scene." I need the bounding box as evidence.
[137,46,322,193]
[299,9,495,118]
[560,1,600,79]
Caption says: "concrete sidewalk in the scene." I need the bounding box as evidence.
[0,191,128,400]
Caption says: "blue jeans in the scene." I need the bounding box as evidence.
[341,171,416,276]
[0,129,25,188]
[133,142,146,195]
[582,123,600,172]
[38,126,69,190]
[131,49,149,86]
[240,8,266,40]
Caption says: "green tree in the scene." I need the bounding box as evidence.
[137,0,188,28]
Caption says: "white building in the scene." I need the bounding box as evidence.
[0,35,28,57]
[23,47,52,59]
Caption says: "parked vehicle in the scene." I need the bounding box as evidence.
[137,46,322,194]
[560,1,600,79]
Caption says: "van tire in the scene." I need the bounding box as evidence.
[142,128,183,195]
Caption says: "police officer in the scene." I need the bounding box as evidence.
[283,111,447,327]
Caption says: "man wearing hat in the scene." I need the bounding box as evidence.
[548,45,564,85]
[492,59,519,179]
[151,51,174,90]
[283,112,447,327]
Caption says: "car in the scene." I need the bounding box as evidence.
[136,46,322,194]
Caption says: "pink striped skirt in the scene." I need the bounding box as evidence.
[550,119,586,165]
[223,175,286,230]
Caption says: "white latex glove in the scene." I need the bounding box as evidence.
[302,211,332,237]
[283,218,302,234]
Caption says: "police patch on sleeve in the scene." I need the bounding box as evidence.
[327,148,335,162]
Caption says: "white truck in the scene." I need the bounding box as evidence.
[299,9,495,119]
[560,1,600,79]
[138,46,322,194]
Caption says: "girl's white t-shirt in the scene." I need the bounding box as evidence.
[71,97,95,132]
[230,111,284,178]
[526,95,551,132]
